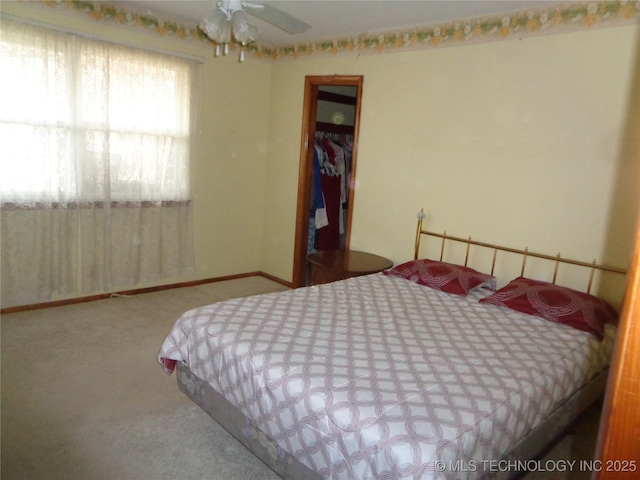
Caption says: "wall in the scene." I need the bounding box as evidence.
[1,1,273,301]
[2,2,638,309]
[600,27,640,304]
[262,25,639,307]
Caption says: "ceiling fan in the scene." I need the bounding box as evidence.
[200,0,311,59]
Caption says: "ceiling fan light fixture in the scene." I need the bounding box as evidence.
[231,10,258,45]
[201,0,308,61]
[199,8,231,44]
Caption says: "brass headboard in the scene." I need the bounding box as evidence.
[414,210,627,294]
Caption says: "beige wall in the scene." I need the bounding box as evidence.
[192,55,271,279]
[262,25,640,307]
[3,2,639,308]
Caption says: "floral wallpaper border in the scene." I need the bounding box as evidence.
[22,0,640,60]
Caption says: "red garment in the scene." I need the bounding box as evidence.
[316,173,341,250]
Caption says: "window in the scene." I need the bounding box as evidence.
[0,18,198,309]
[0,18,194,204]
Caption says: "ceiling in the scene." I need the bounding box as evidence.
[113,0,568,46]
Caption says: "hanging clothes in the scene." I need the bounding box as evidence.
[309,132,353,253]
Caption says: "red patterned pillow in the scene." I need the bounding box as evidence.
[479,277,618,338]
[383,259,495,296]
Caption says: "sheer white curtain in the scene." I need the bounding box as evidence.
[0,18,198,308]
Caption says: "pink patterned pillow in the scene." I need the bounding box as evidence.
[384,259,495,296]
[479,277,618,338]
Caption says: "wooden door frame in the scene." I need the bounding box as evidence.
[291,75,364,288]
[594,217,640,478]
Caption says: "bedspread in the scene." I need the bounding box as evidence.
[158,273,613,480]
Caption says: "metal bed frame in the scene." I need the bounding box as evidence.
[414,209,626,294]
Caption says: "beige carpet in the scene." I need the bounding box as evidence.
[1,276,603,480]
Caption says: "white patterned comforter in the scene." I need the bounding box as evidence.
[158,273,614,480]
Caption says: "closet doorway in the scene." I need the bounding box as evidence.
[292,75,363,288]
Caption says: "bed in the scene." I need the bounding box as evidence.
[158,211,627,480]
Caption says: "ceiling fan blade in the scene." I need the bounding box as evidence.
[244,3,311,35]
